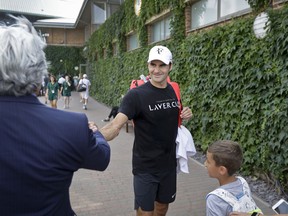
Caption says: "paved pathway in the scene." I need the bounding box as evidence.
[39,92,274,216]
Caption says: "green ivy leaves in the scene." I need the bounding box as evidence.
[246,0,271,13]
[45,46,85,76]
[86,1,288,193]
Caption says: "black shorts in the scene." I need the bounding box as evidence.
[133,169,177,211]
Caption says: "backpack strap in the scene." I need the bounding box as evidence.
[237,176,250,195]
[207,177,262,214]
[130,79,145,89]
[130,80,137,89]
[207,188,240,210]
[170,82,182,127]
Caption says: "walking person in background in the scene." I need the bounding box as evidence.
[79,73,91,110]
[100,45,192,216]
[0,16,110,215]
[39,75,46,96]
[61,75,72,109]
[78,73,83,102]
[58,74,65,96]
[73,75,79,91]
[46,74,59,108]
[44,73,50,104]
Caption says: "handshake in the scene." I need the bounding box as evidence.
[88,122,98,133]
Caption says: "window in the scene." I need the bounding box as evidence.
[191,0,217,28]
[109,4,120,16]
[191,0,250,29]
[103,48,107,59]
[127,33,139,51]
[151,16,172,43]
[92,2,106,24]
[113,42,118,56]
[220,0,250,17]
[94,53,98,61]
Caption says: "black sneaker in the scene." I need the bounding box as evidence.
[102,118,110,122]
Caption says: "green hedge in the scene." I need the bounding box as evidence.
[86,1,288,193]
[182,13,288,191]
[45,46,85,77]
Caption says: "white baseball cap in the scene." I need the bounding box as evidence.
[147,45,172,65]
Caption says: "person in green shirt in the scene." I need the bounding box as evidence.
[46,75,59,108]
[61,75,72,109]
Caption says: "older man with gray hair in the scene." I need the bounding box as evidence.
[0,16,110,215]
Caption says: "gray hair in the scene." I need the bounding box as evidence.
[0,16,47,96]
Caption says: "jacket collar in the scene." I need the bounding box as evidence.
[0,94,41,104]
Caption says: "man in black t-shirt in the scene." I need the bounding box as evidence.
[100,45,192,216]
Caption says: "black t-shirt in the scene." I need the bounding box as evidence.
[119,82,179,174]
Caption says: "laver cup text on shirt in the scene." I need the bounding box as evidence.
[148,98,180,111]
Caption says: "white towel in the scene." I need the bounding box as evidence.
[176,125,196,174]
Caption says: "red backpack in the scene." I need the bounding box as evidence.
[129,79,146,89]
[169,81,182,127]
[129,76,182,127]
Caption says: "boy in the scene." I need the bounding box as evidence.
[205,140,263,216]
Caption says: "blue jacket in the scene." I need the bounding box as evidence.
[0,95,110,215]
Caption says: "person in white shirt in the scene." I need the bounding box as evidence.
[79,74,91,110]
[58,75,65,96]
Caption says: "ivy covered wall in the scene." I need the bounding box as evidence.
[86,0,288,193]
[45,46,85,77]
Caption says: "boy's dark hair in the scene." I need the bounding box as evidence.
[207,140,243,176]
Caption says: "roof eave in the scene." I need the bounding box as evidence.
[0,10,59,19]
[73,0,89,28]
[33,22,74,29]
